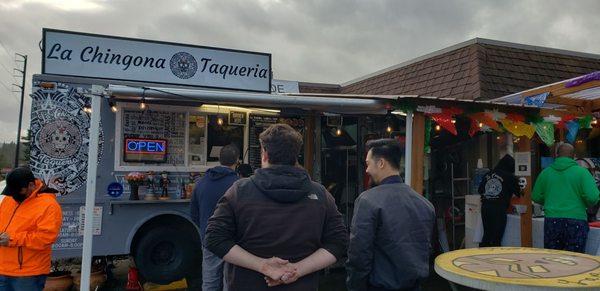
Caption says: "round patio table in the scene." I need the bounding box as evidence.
[435,247,600,290]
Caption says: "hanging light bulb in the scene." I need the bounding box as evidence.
[336,127,342,136]
[592,118,598,125]
[385,110,393,133]
[109,98,118,113]
[478,122,484,128]
[435,124,441,131]
[217,116,224,126]
[140,97,146,110]
[451,119,456,124]
[83,105,92,113]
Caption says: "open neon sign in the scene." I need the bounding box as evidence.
[124,138,168,162]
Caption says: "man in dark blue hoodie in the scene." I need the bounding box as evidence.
[190,144,240,291]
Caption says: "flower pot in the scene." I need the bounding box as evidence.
[43,272,73,291]
[129,184,139,200]
[73,270,107,291]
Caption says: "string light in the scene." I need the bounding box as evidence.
[435,124,441,131]
[478,122,484,128]
[385,110,393,133]
[592,118,598,125]
[109,98,118,113]
[140,97,146,110]
[451,119,456,124]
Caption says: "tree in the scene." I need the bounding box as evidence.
[21,129,32,165]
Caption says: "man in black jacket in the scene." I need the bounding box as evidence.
[205,124,348,291]
[347,139,435,291]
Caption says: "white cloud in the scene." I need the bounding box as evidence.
[0,0,599,142]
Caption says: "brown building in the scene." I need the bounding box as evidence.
[301,38,600,101]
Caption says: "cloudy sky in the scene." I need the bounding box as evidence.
[0,0,599,142]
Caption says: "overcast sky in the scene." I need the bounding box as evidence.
[0,0,599,142]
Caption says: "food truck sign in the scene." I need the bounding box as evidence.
[42,29,272,92]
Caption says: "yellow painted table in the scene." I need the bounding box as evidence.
[435,247,600,290]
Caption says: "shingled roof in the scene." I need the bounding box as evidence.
[338,38,600,101]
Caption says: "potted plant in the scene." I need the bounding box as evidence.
[43,260,73,291]
[124,172,146,200]
[73,258,108,291]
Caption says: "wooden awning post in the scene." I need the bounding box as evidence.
[304,112,315,179]
[410,112,426,194]
[516,137,533,247]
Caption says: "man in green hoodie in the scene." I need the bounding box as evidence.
[532,143,600,253]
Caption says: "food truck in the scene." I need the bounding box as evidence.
[33,28,394,284]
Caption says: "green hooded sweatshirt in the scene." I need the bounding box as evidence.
[532,157,600,220]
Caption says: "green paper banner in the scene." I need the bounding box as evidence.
[534,121,555,146]
[578,115,592,129]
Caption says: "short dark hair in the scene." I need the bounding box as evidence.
[366,138,402,170]
[219,144,240,166]
[259,124,303,166]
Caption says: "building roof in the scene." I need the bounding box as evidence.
[340,38,600,101]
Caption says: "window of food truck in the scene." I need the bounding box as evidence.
[114,103,256,172]
[206,114,244,163]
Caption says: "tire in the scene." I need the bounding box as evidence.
[133,226,202,284]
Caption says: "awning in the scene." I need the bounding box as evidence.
[491,71,600,114]
[108,85,392,115]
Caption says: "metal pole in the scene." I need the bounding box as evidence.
[80,95,102,290]
[404,112,413,186]
[14,54,27,168]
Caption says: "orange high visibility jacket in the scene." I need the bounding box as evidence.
[0,179,62,276]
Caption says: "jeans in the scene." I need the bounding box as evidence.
[202,246,227,291]
[0,275,47,291]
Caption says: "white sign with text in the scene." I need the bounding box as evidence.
[43,29,272,92]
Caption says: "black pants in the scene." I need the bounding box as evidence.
[480,202,507,247]
[544,217,589,253]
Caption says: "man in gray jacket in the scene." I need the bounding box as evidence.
[347,139,435,291]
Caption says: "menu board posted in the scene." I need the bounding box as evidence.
[122,109,186,165]
[53,205,102,250]
[248,115,305,170]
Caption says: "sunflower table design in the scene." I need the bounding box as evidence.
[435,247,600,290]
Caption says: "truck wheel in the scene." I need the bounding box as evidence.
[133,226,201,284]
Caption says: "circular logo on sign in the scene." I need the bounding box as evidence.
[107,182,124,198]
[39,119,82,159]
[170,52,197,79]
[29,82,104,196]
